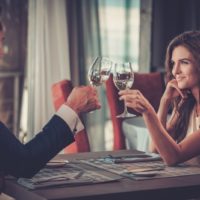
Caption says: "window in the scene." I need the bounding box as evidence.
[97,0,140,150]
[99,0,140,71]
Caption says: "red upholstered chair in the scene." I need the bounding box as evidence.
[105,72,165,150]
[51,79,90,153]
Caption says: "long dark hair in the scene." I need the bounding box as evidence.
[165,31,200,142]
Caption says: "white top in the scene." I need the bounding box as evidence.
[185,107,200,165]
[187,107,199,135]
[55,104,84,135]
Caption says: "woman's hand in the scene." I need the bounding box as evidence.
[119,89,154,114]
[163,79,189,100]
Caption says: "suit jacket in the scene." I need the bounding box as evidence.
[0,115,75,178]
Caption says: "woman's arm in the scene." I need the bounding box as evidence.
[143,108,200,165]
[149,79,186,153]
[119,89,200,165]
[150,98,181,152]
[150,96,171,153]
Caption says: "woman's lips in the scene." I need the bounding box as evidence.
[176,76,185,82]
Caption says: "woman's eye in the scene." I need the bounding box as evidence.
[180,60,189,64]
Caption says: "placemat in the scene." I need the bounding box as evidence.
[80,153,200,180]
[17,163,121,189]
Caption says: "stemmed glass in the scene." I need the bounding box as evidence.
[88,57,112,87]
[113,62,136,118]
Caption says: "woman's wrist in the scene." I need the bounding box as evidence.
[160,96,171,106]
[142,104,156,117]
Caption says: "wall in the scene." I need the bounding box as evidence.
[151,0,200,72]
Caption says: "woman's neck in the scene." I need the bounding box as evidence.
[191,87,200,104]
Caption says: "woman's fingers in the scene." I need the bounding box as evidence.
[166,79,189,99]
[119,90,147,113]
[126,101,147,112]
[119,89,141,100]
[170,84,185,99]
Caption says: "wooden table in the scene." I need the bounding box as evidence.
[4,150,200,200]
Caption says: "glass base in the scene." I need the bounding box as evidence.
[116,112,136,118]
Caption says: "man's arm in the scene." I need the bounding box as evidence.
[0,115,74,178]
[0,86,100,178]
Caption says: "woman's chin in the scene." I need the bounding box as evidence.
[177,83,187,89]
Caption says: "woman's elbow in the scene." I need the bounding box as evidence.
[163,158,178,166]
[162,153,182,166]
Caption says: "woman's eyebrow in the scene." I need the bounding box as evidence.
[180,57,191,60]
[172,57,193,62]
[179,58,194,62]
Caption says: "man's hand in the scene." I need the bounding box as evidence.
[65,86,101,114]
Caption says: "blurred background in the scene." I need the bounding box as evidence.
[0,0,200,152]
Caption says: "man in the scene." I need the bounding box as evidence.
[0,8,101,198]
[0,16,101,179]
[0,85,100,178]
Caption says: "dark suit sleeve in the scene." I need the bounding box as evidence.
[0,115,75,178]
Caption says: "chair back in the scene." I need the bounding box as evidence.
[51,80,90,153]
[105,72,165,150]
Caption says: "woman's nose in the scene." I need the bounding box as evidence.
[172,63,180,76]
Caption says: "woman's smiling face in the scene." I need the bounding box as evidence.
[171,45,200,90]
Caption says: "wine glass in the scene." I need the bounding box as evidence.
[88,57,112,87]
[113,62,136,118]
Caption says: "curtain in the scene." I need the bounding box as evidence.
[139,0,152,72]
[25,0,70,140]
[66,0,107,151]
[66,0,141,151]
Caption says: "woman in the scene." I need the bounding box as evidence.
[0,19,100,179]
[119,31,200,166]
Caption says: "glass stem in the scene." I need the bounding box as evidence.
[123,100,128,114]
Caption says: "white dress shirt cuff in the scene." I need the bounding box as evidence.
[56,104,84,134]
